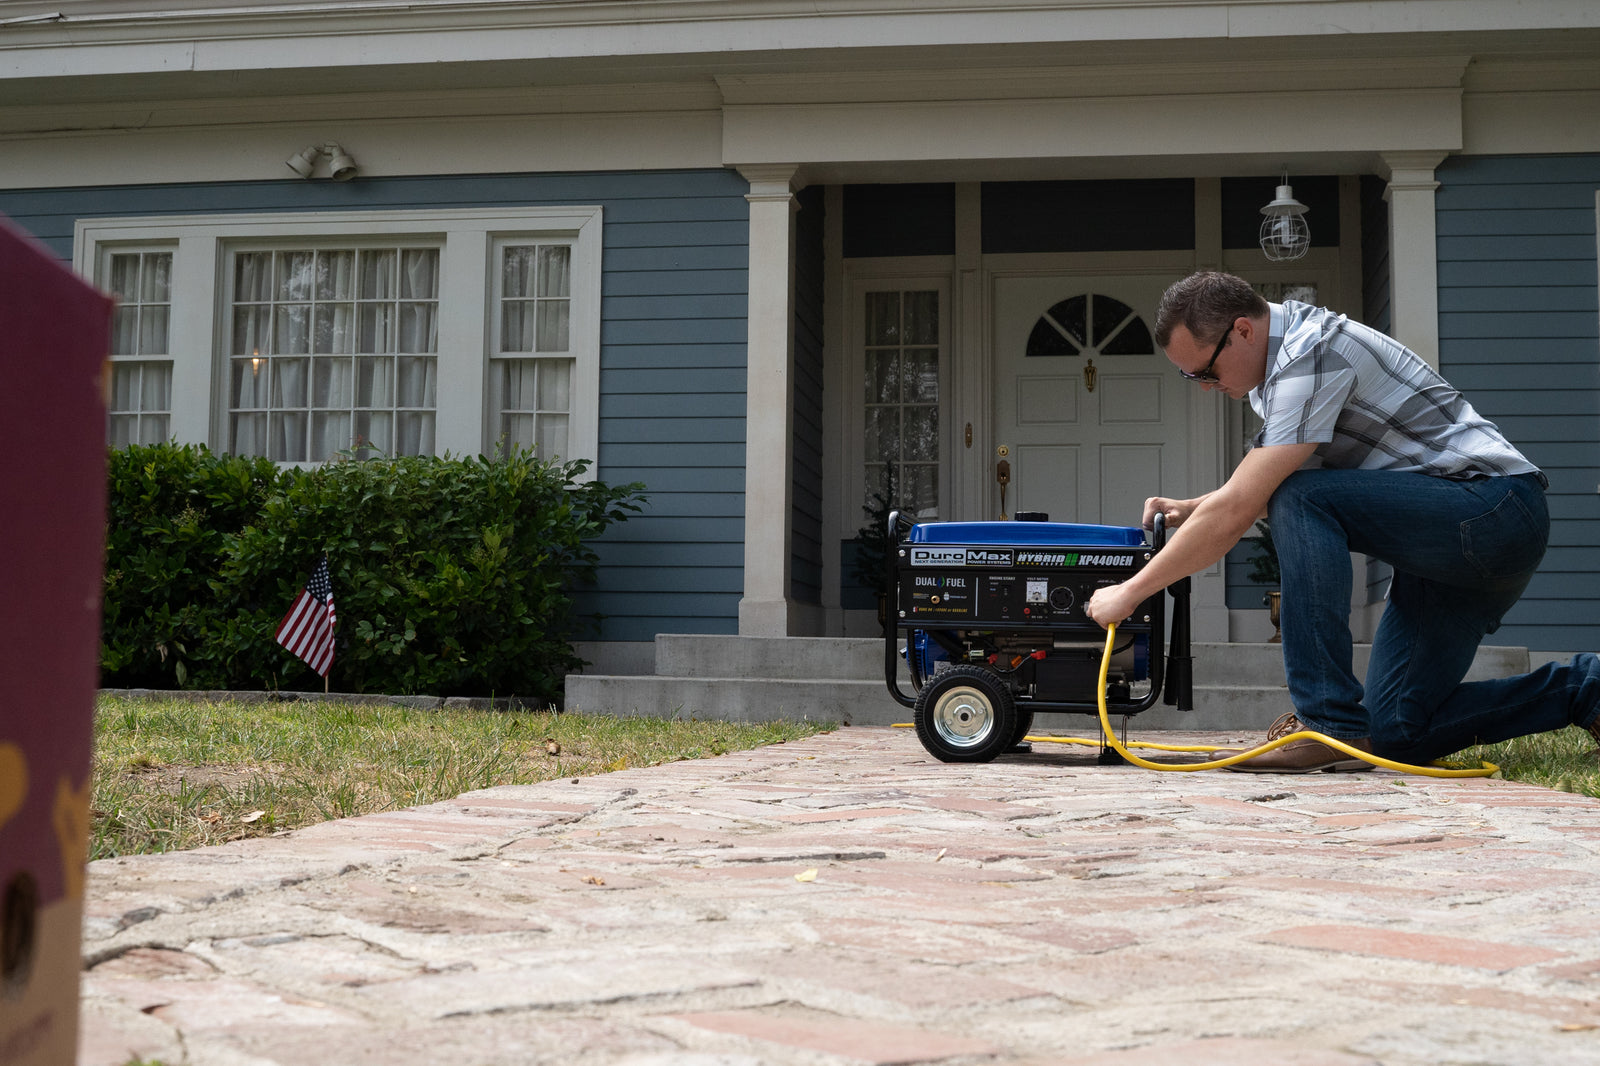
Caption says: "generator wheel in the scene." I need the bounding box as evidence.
[1009,709,1035,749]
[913,665,1017,763]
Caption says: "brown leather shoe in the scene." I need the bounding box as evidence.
[1221,712,1375,774]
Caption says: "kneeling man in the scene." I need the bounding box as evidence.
[1085,271,1600,771]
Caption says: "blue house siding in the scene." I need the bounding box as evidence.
[1224,538,1274,609]
[1435,153,1600,651]
[0,167,752,644]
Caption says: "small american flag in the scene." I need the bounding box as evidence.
[275,556,336,678]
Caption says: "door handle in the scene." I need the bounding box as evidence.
[996,458,1011,520]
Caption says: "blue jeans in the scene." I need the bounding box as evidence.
[1269,469,1600,764]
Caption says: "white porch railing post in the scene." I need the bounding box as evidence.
[1383,151,1450,370]
[738,164,800,636]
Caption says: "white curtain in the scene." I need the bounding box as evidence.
[229,246,276,459]
[232,253,273,358]
[270,355,307,461]
[228,246,440,459]
[396,355,437,408]
[270,412,306,462]
[493,360,535,450]
[311,355,352,461]
[501,244,568,354]
[232,413,266,457]
[491,357,571,457]
[538,301,569,353]
[501,246,536,353]
[311,411,351,461]
[140,306,170,358]
[355,411,391,455]
[538,245,571,352]
[141,363,171,420]
[111,364,137,415]
[397,248,439,354]
[538,412,568,460]
[394,412,436,457]
[314,251,356,355]
[108,252,171,357]
[232,355,269,410]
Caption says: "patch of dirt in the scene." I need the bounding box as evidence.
[124,761,284,794]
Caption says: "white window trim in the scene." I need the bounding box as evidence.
[842,269,953,530]
[75,206,602,474]
[99,245,177,446]
[487,236,582,464]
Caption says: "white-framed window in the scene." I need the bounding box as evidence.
[489,239,573,459]
[101,247,175,446]
[75,207,602,470]
[855,281,948,522]
[228,244,441,461]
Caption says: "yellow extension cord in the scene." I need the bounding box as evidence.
[899,623,1497,778]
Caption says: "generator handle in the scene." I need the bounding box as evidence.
[1152,511,1194,711]
[883,510,918,709]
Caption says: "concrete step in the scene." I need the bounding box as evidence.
[564,674,1293,732]
[566,635,1532,732]
[644,634,1529,687]
[655,634,886,682]
[1189,641,1528,686]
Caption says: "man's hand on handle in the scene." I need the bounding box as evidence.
[1142,495,1200,532]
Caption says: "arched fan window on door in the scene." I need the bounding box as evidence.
[1025,293,1154,359]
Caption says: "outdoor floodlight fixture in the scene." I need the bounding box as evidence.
[1259,173,1310,261]
[285,143,359,182]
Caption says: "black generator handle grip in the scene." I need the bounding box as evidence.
[1152,511,1194,711]
[883,510,918,709]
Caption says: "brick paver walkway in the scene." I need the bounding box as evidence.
[80,727,1600,1065]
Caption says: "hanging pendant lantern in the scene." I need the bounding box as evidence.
[1259,178,1310,261]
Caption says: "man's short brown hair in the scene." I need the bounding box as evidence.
[1154,271,1269,348]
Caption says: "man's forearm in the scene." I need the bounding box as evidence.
[1124,497,1256,603]
[1089,442,1318,627]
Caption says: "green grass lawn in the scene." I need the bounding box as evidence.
[91,695,832,859]
[1457,725,1600,798]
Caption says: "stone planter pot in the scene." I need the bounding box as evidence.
[1264,590,1282,644]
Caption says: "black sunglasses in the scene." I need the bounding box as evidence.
[1179,323,1234,383]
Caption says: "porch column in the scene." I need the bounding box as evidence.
[1382,151,1449,370]
[738,164,800,636]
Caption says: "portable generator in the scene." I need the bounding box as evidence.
[883,511,1193,763]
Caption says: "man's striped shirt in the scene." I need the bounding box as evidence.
[1249,301,1542,483]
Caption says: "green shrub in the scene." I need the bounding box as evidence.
[102,444,644,702]
[103,443,288,688]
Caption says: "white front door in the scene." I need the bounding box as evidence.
[990,273,1186,528]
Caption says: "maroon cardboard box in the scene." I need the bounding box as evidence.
[0,217,113,1065]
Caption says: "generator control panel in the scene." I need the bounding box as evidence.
[897,541,1154,630]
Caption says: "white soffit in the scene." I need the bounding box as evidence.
[0,110,725,185]
[715,56,1474,104]
[722,88,1464,167]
